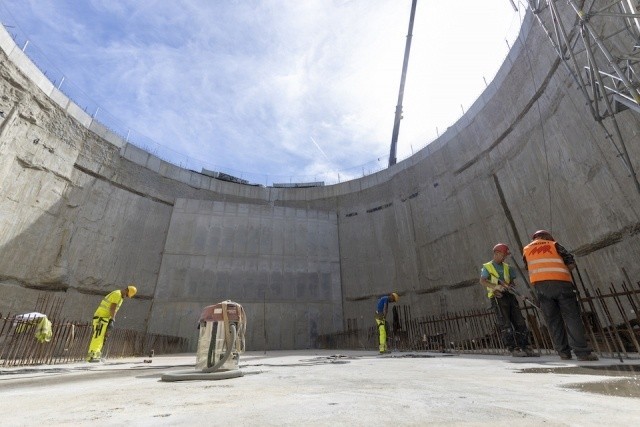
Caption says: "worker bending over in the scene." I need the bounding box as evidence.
[87,285,137,362]
[375,292,399,354]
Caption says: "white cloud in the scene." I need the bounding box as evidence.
[0,0,522,184]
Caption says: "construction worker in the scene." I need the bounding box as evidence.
[480,243,536,357]
[87,285,137,362]
[522,230,598,361]
[375,292,398,354]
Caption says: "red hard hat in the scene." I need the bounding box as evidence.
[532,230,553,240]
[493,243,510,255]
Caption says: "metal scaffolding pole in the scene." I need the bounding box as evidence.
[524,0,640,194]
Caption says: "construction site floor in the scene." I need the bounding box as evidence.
[1,350,639,426]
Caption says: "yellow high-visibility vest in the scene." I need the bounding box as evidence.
[93,290,123,318]
[483,261,510,298]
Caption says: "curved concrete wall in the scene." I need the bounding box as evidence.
[1,9,639,350]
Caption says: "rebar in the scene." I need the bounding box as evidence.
[321,273,640,359]
[0,315,190,367]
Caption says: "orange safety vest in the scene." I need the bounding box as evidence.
[523,239,572,284]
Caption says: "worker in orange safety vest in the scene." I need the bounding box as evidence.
[522,230,597,361]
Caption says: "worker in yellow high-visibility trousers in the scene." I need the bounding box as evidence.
[87,285,137,362]
[374,292,398,354]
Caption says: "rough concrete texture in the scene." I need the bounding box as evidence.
[149,199,341,349]
[1,351,639,426]
[1,8,640,349]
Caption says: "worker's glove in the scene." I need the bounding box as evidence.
[493,285,505,298]
[499,279,514,288]
[108,319,114,329]
[498,280,515,292]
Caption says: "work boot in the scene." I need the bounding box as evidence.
[559,352,572,360]
[511,349,527,357]
[577,353,599,361]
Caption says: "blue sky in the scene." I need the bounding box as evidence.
[0,1,523,185]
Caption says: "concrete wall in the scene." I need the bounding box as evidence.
[149,199,341,349]
[1,7,639,350]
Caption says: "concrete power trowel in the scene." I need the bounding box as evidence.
[161,300,247,382]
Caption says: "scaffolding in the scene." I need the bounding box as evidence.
[522,0,640,194]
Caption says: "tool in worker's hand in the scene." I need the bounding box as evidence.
[489,274,541,311]
[505,286,541,311]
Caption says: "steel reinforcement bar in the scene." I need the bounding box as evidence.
[0,315,190,367]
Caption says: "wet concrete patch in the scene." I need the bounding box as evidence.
[565,377,640,398]
[389,353,453,358]
[518,364,640,398]
[0,368,71,375]
[242,354,352,368]
[374,352,454,359]
[518,364,640,376]
[246,361,350,367]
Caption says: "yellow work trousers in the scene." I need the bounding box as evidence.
[376,318,387,352]
[87,317,110,360]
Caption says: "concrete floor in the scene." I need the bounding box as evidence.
[1,350,639,426]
